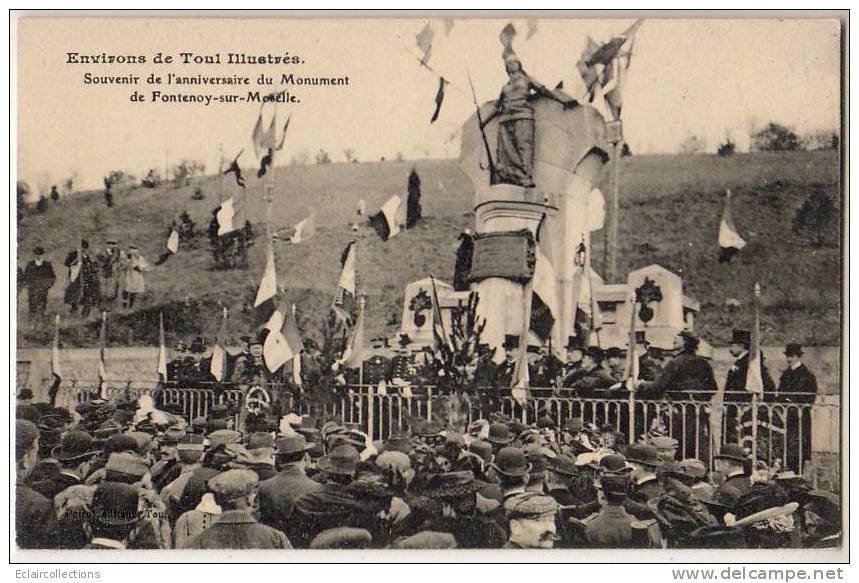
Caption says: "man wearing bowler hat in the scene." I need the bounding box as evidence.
[624,443,663,519]
[714,444,751,499]
[43,430,99,500]
[84,482,143,549]
[778,343,818,404]
[258,434,321,540]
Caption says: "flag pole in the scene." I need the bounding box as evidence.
[98,311,108,400]
[49,314,62,406]
[358,295,365,387]
[751,281,761,465]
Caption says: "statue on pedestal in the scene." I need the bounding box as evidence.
[480,51,577,187]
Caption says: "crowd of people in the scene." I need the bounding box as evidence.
[15,389,840,551]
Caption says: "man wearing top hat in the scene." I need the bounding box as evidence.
[258,434,322,541]
[64,238,100,317]
[21,246,56,318]
[725,329,775,397]
[492,335,519,388]
[777,343,818,404]
[560,336,585,387]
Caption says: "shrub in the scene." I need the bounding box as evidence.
[315,149,332,164]
[792,190,838,247]
[752,122,803,152]
[717,140,736,157]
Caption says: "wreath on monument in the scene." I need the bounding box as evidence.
[409,289,432,327]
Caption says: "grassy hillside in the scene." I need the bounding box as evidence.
[17,150,841,348]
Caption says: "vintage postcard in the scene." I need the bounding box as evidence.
[10,11,846,563]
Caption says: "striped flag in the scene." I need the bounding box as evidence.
[290,213,316,243]
[746,283,764,394]
[719,189,746,263]
[341,296,368,368]
[578,19,643,111]
[157,311,167,382]
[263,299,301,373]
[210,307,228,382]
[49,314,62,405]
[529,214,559,349]
[430,275,452,351]
[602,20,642,120]
[97,311,108,400]
[368,195,402,241]
[254,235,277,324]
[333,241,357,323]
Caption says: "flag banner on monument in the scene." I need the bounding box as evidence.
[224,150,246,188]
[252,112,277,158]
[578,20,642,106]
[263,299,301,373]
[499,22,517,53]
[51,314,62,383]
[333,241,356,323]
[254,239,278,324]
[416,22,434,67]
[166,229,179,254]
[217,197,238,236]
[530,214,559,346]
[746,283,764,394]
[526,19,538,41]
[157,311,167,382]
[275,114,291,151]
[719,189,746,263]
[210,308,228,382]
[431,77,448,124]
[341,298,368,368]
[369,195,402,241]
[573,240,603,340]
[97,311,108,400]
[601,20,642,119]
[291,213,317,243]
[430,275,452,351]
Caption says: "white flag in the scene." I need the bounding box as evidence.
[166,230,179,254]
[217,198,236,236]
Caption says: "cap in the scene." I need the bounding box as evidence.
[160,427,186,446]
[208,469,259,500]
[207,429,242,448]
[504,492,560,519]
[105,452,150,482]
[375,451,411,473]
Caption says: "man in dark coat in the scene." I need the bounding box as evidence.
[624,444,663,520]
[422,471,507,548]
[15,420,55,549]
[637,331,717,399]
[714,444,752,500]
[22,246,56,318]
[183,469,293,549]
[63,239,100,317]
[567,347,615,398]
[777,343,818,404]
[258,435,322,542]
[724,329,775,397]
[583,473,637,548]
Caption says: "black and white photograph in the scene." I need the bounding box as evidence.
[10,10,846,564]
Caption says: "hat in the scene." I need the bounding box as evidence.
[208,429,242,448]
[16,420,39,461]
[598,453,632,475]
[487,422,514,445]
[583,346,604,363]
[384,434,413,455]
[392,531,457,550]
[189,338,206,354]
[33,246,45,255]
[564,418,584,433]
[714,444,749,464]
[423,471,480,499]
[126,431,154,454]
[275,434,314,456]
[51,431,98,462]
[375,451,411,473]
[679,458,708,480]
[208,469,259,500]
[492,447,531,477]
[784,343,804,357]
[549,454,578,476]
[505,492,560,519]
[248,432,275,450]
[731,329,751,346]
[177,433,206,452]
[309,527,373,550]
[502,334,520,351]
[206,419,229,433]
[624,444,661,468]
[651,436,679,452]
[90,482,141,527]
[106,434,139,454]
[468,440,493,463]
[191,416,208,433]
[318,444,360,476]
[599,473,632,496]
[605,347,624,359]
[536,415,556,430]
[160,427,186,446]
[702,485,742,515]
[105,452,150,482]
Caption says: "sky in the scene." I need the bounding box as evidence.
[15,16,841,192]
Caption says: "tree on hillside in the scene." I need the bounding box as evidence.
[752,122,802,152]
[343,148,358,163]
[315,149,332,164]
[792,190,838,247]
[717,139,736,157]
[171,159,205,188]
[804,130,840,151]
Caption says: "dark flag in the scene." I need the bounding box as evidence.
[453,230,474,291]
[224,149,246,188]
[258,148,274,179]
[430,77,448,123]
[406,168,422,228]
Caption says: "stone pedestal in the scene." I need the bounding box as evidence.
[459,99,611,356]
